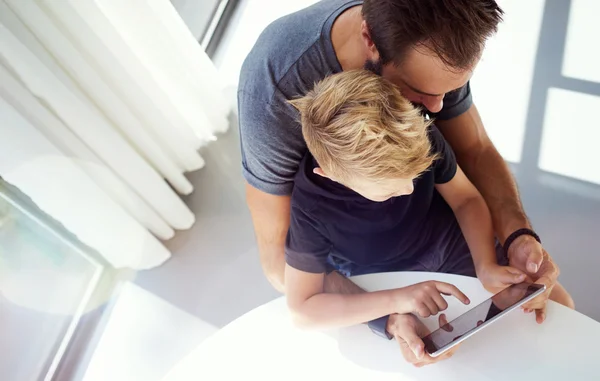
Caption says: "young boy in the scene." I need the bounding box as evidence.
[285,70,526,330]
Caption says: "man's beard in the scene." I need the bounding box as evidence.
[363,59,383,76]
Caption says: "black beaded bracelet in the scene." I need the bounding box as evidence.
[503,228,541,258]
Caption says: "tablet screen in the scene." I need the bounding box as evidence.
[422,283,544,354]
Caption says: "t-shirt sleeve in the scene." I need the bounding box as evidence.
[237,91,306,196]
[285,203,331,274]
[431,82,473,121]
[429,125,458,184]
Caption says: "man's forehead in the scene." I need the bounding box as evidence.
[405,74,469,96]
[391,49,475,95]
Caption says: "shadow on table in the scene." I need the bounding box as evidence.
[330,325,496,380]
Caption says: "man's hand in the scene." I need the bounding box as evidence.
[386,313,459,367]
[476,263,526,294]
[507,235,559,323]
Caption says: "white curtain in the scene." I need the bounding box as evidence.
[0,0,230,269]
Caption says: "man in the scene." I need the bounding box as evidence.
[238,0,574,366]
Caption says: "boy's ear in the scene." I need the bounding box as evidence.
[313,167,330,179]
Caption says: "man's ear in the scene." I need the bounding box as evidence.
[313,167,330,179]
[360,21,379,61]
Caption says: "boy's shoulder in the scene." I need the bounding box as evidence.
[427,124,446,150]
[427,124,458,184]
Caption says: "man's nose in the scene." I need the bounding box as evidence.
[422,96,444,113]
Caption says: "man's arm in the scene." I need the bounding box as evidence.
[436,104,560,322]
[245,184,290,293]
[245,183,364,294]
[435,104,528,243]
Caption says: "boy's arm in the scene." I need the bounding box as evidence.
[435,166,496,271]
[435,166,525,292]
[285,264,397,328]
[285,264,469,329]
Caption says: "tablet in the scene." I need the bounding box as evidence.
[422,282,546,357]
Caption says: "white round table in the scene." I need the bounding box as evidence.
[164,272,597,381]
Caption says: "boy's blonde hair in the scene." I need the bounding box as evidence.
[290,70,436,184]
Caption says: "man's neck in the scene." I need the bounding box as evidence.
[331,5,367,71]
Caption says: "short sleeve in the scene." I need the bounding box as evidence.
[237,91,306,196]
[431,82,472,121]
[429,126,458,184]
[285,204,331,274]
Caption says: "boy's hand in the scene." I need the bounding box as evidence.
[394,281,470,317]
[477,263,527,294]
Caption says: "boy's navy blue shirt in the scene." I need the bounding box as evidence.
[285,126,463,274]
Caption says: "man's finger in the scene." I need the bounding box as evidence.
[521,289,549,310]
[397,325,426,360]
[499,267,527,284]
[505,266,526,277]
[525,245,544,274]
[434,282,470,305]
[439,313,453,332]
[522,276,553,310]
[535,303,547,324]
[535,275,558,290]
[410,341,460,366]
[439,313,448,326]
[436,344,461,360]
[522,296,547,311]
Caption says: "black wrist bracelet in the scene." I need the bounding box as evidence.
[503,228,541,259]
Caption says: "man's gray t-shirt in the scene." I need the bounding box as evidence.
[238,0,473,196]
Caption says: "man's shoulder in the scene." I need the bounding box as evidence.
[238,0,359,103]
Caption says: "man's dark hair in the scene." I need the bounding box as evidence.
[362,0,504,70]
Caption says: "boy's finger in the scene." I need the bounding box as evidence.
[431,292,449,312]
[423,298,439,316]
[417,305,432,318]
[435,282,470,305]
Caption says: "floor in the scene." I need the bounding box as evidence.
[76,0,600,379]
[170,0,221,40]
